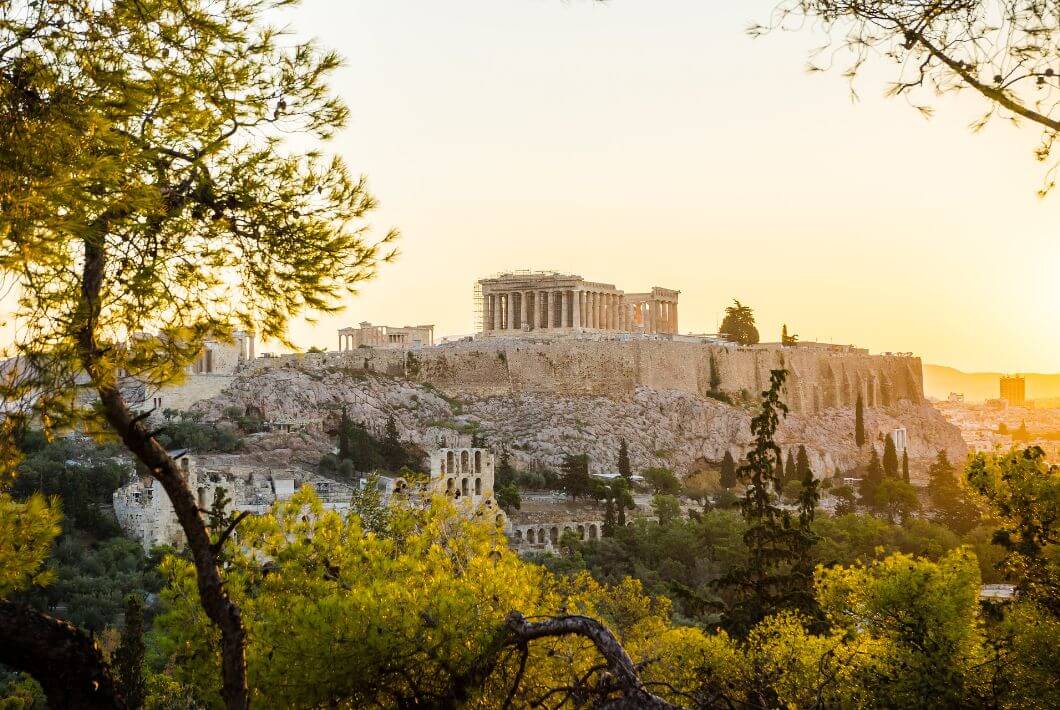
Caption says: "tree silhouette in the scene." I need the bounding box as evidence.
[855,394,866,447]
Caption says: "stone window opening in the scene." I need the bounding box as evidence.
[527,529,535,544]
[474,477,482,496]
[461,478,469,496]
[474,450,482,473]
[460,450,470,473]
[550,527,558,545]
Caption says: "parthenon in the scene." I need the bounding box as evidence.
[478,271,679,336]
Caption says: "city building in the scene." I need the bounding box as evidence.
[1000,375,1026,406]
[338,322,435,351]
[477,271,679,336]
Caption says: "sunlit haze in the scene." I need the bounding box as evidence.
[9,1,1060,372]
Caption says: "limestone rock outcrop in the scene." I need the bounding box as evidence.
[193,342,966,480]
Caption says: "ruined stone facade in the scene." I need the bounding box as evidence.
[139,330,255,414]
[338,322,434,351]
[113,453,354,550]
[478,271,679,336]
[428,447,507,529]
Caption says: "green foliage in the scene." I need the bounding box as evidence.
[651,495,681,526]
[883,434,899,478]
[780,323,798,345]
[495,483,521,513]
[967,447,1060,613]
[0,494,61,598]
[157,411,242,454]
[783,450,796,488]
[717,369,819,634]
[927,450,980,535]
[150,488,707,707]
[872,478,921,524]
[560,454,594,500]
[718,300,759,345]
[902,448,910,483]
[859,446,883,507]
[642,467,681,495]
[15,535,163,632]
[348,475,392,537]
[11,436,128,539]
[115,594,147,709]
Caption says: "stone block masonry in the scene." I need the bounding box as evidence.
[248,339,923,417]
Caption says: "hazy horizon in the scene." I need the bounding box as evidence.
[4,0,1057,372]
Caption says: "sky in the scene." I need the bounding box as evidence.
[6,1,1060,372]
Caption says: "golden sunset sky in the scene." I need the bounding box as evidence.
[5,1,1059,372]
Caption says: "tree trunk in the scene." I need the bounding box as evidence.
[76,237,250,710]
[0,601,125,709]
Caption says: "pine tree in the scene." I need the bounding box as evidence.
[114,595,147,709]
[855,394,866,447]
[338,406,352,461]
[720,450,737,488]
[715,369,818,635]
[617,439,631,479]
[796,445,812,483]
[883,434,899,478]
[902,448,910,483]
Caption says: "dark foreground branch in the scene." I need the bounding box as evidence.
[505,612,685,710]
[0,601,125,709]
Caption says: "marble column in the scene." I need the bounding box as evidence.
[520,291,529,330]
[506,293,516,331]
[573,290,582,328]
[671,301,678,334]
[610,295,617,330]
[590,293,597,329]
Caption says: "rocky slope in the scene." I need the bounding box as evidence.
[193,357,966,481]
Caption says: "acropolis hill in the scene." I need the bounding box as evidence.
[182,337,963,482]
[140,270,965,480]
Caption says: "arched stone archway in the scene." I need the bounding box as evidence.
[527,529,535,544]
[588,524,598,540]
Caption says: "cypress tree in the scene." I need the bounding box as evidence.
[859,447,883,506]
[883,435,899,478]
[115,595,147,709]
[617,439,631,479]
[603,497,616,537]
[902,448,910,483]
[720,450,737,488]
[784,450,797,487]
[855,394,866,447]
[796,445,812,483]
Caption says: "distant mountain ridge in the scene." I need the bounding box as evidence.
[924,364,1060,402]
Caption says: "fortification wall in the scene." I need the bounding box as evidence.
[247,340,923,415]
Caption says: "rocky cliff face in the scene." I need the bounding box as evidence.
[194,342,966,481]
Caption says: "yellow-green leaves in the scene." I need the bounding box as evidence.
[0,493,61,598]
